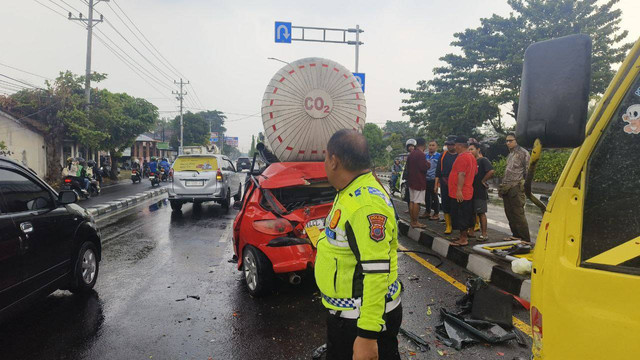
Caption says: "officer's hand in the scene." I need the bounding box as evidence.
[456,189,464,202]
[353,336,378,360]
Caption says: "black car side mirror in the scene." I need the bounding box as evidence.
[516,34,592,148]
[58,190,78,205]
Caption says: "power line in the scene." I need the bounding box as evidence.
[0,74,42,89]
[93,33,172,99]
[34,0,68,18]
[0,61,52,81]
[94,28,175,92]
[111,0,185,79]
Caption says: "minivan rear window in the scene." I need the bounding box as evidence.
[173,156,217,172]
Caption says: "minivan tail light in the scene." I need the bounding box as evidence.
[216,169,223,182]
[531,306,543,357]
[64,178,72,183]
[252,219,293,235]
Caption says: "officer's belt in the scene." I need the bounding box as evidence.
[329,296,401,320]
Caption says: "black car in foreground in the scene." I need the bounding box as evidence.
[0,157,101,322]
[236,157,252,171]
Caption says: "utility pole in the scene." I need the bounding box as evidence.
[69,0,108,107]
[354,24,360,72]
[173,79,189,155]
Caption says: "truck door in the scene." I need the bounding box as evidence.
[539,65,640,359]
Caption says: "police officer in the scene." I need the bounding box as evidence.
[316,129,402,360]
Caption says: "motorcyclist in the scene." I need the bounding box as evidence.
[77,159,90,193]
[143,159,149,177]
[62,157,77,177]
[149,157,158,175]
[159,157,170,176]
[88,159,102,185]
[132,157,141,171]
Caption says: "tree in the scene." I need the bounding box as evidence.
[249,135,256,157]
[363,123,388,168]
[382,120,415,139]
[169,112,208,149]
[401,0,632,136]
[92,90,158,179]
[0,71,103,183]
[200,110,227,134]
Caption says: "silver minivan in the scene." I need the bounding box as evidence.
[167,154,242,211]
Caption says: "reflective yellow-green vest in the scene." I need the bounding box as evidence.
[315,172,400,338]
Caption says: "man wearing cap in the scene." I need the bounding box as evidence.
[435,136,458,234]
[448,136,477,246]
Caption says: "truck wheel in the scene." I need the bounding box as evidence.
[170,200,183,211]
[69,241,99,294]
[243,246,273,297]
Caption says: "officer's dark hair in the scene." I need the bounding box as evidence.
[416,138,427,147]
[327,129,371,171]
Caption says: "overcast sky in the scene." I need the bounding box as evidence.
[1,0,638,151]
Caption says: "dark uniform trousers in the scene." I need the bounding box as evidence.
[502,183,531,241]
[326,304,403,360]
[425,179,439,214]
[440,182,451,214]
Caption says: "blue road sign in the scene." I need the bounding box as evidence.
[213,138,218,142]
[275,21,292,43]
[353,72,365,92]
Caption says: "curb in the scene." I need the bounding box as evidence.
[85,187,168,218]
[398,219,531,302]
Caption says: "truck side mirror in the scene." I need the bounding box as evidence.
[516,34,592,148]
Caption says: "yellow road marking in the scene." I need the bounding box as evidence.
[585,236,640,266]
[398,244,532,337]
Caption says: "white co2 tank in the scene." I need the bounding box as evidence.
[261,57,366,162]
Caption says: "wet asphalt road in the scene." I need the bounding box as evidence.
[0,196,531,360]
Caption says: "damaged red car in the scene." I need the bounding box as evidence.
[232,159,335,296]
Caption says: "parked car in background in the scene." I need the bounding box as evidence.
[236,157,252,171]
[168,154,242,212]
[0,157,101,322]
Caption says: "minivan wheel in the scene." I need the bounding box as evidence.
[170,200,183,211]
[221,188,231,212]
[242,246,273,297]
[69,241,99,293]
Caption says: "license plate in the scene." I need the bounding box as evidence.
[306,218,325,230]
[185,180,204,187]
[149,176,155,180]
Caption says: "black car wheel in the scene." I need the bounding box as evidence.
[170,200,183,211]
[242,246,273,297]
[69,241,99,293]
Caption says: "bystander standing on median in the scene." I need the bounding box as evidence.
[499,133,531,243]
[435,136,458,234]
[448,136,477,246]
[421,140,441,221]
[407,138,430,229]
[402,139,417,214]
[468,142,494,241]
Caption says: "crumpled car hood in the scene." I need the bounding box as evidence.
[258,162,327,189]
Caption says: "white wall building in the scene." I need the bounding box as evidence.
[0,110,47,176]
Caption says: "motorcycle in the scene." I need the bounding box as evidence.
[131,169,142,183]
[389,173,400,195]
[160,168,168,182]
[149,172,160,187]
[63,176,100,199]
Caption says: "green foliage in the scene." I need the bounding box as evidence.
[249,135,256,157]
[401,0,632,137]
[0,140,11,156]
[492,149,571,183]
[169,110,227,150]
[363,123,388,168]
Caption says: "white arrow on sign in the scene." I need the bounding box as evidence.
[276,24,290,40]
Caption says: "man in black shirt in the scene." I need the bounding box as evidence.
[468,142,494,241]
[435,136,457,234]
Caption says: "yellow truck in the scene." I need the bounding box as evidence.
[517,34,640,359]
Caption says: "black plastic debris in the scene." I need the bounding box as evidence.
[439,309,516,345]
[471,286,513,328]
[187,295,201,300]
[435,317,478,350]
[399,327,430,352]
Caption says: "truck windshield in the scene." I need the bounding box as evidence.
[582,72,640,275]
[173,156,217,172]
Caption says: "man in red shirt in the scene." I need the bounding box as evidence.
[407,138,430,228]
[448,136,477,246]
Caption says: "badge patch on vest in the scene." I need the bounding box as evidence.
[329,209,341,229]
[367,214,387,242]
